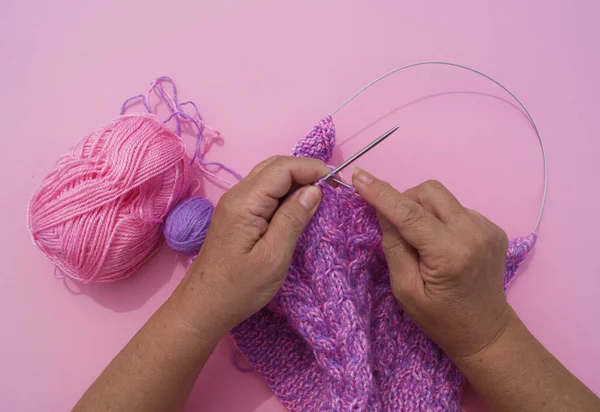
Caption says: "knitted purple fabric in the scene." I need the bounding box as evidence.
[231,116,537,411]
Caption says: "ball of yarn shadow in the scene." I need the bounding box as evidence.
[164,196,214,254]
[27,113,190,283]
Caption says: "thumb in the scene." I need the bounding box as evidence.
[260,185,322,260]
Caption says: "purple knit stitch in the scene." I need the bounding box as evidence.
[231,116,536,411]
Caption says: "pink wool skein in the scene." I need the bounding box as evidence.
[28,113,190,283]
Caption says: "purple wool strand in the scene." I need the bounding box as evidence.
[121,76,243,182]
[164,196,214,254]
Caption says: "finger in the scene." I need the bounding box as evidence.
[377,212,424,306]
[403,180,465,223]
[246,156,279,179]
[377,211,419,274]
[466,208,509,254]
[352,167,448,250]
[239,156,329,219]
[465,208,486,223]
[465,208,489,222]
[250,156,330,198]
[466,208,505,237]
[257,185,322,261]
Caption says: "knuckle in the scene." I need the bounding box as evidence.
[251,155,286,178]
[216,194,256,229]
[269,154,285,163]
[422,179,444,191]
[402,186,419,202]
[249,158,273,176]
[420,179,446,197]
[399,200,424,227]
[453,243,474,269]
[267,155,287,170]
[257,158,272,168]
[214,194,230,215]
[217,192,239,215]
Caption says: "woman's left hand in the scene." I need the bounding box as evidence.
[171,156,328,337]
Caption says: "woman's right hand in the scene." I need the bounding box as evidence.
[352,168,512,361]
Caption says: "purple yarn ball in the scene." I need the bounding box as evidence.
[164,196,214,254]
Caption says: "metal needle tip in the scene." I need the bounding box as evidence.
[331,178,353,189]
[322,125,399,186]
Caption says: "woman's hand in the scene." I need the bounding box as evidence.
[76,159,600,412]
[353,167,600,411]
[353,168,510,360]
[74,156,328,412]
[171,156,328,337]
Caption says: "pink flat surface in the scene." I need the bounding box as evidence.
[1,1,599,410]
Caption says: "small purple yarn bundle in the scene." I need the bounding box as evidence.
[163,196,214,254]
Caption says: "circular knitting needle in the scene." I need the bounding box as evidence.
[322,125,400,186]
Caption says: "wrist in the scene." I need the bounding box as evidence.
[169,273,234,344]
[451,305,523,371]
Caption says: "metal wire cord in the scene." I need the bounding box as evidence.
[331,61,547,233]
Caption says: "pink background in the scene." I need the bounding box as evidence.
[1,1,599,410]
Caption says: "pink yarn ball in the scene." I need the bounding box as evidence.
[28,114,190,283]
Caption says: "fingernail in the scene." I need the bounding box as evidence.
[353,167,373,185]
[298,186,321,209]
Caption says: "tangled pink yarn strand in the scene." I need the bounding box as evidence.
[153,78,183,136]
[53,267,66,279]
[151,77,243,182]
[122,77,242,188]
[159,110,242,187]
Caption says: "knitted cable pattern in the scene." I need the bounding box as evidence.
[231,116,536,411]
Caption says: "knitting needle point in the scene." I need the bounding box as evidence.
[330,178,353,189]
[322,125,399,185]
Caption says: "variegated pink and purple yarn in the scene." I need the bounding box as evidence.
[231,116,537,411]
